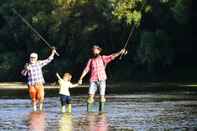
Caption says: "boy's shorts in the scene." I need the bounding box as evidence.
[89,80,106,96]
[60,94,71,105]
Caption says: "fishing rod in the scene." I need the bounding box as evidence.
[119,0,147,59]
[12,8,59,56]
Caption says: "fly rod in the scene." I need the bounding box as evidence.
[119,0,147,59]
[12,8,59,56]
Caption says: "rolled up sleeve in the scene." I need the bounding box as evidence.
[102,55,113,64]
[39,55,54,67]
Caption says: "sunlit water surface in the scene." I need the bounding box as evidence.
[0,92,197,131]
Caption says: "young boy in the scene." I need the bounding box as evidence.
[56,72,79,113]
[21,48,56,112]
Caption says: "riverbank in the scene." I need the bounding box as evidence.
[0,82,197,90]
[0,82,197,99]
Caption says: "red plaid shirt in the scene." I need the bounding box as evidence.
[84,55,113,81]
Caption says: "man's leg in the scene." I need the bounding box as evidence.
[99,81,106,112]
[28,85,37,111]
[87,81,97,112]
[36,84,45,111]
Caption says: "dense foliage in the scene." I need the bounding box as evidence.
[0,0,193,82]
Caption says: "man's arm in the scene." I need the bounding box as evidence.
[78,71,88,84]
[21,63,30,76]
[40,48,56,67]
[111,48,126,60]
[78,59,91,84]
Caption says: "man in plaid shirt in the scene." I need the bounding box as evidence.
[21,48,56,111]
[79,45,126,112]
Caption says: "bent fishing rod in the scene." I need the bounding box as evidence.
[119,0,147,59]
[12,8,59,56]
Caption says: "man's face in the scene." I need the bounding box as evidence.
[92,48,101,56]
[30,57,37,64]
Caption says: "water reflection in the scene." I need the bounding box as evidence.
[27,112,46,131]
[59,113,73,131]
[79,113,110,131]
[1,93,197,130]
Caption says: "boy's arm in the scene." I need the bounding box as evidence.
[56,73,62,80]
[69,83,79,88]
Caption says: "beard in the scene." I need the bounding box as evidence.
[92,53,100,58]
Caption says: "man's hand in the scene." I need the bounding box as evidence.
[25,63,30,70]
[120,48,127,55]
[51,47,56,55]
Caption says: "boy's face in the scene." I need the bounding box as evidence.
[63,75,72,81]
[30,57,37,64]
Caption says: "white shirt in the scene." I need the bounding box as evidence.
[58,79,77,96]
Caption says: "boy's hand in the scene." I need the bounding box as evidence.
[78,79,83,85]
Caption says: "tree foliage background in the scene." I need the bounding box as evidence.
[0,0,194,82]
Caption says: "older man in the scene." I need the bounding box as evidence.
[21,48,56,111]
[79,45,126,112]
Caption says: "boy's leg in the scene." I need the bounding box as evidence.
[36,83,45,111]
[28,85,37,111]
[66,96,72,113]
[99,81,106,112]
[87,81,97,112]
[60,95,66,113]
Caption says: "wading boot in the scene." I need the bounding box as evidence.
[67,104,72,113]
[61,105,66,113]
[39,103,44,112]
[33,104,37,112]
[99,97,106,112]
[87,97,94,112]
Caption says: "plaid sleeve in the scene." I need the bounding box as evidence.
[102,55,113,64]
[39,55,54,67]
[84,59,91,73]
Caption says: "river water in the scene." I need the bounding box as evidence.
[0,92,197,131]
